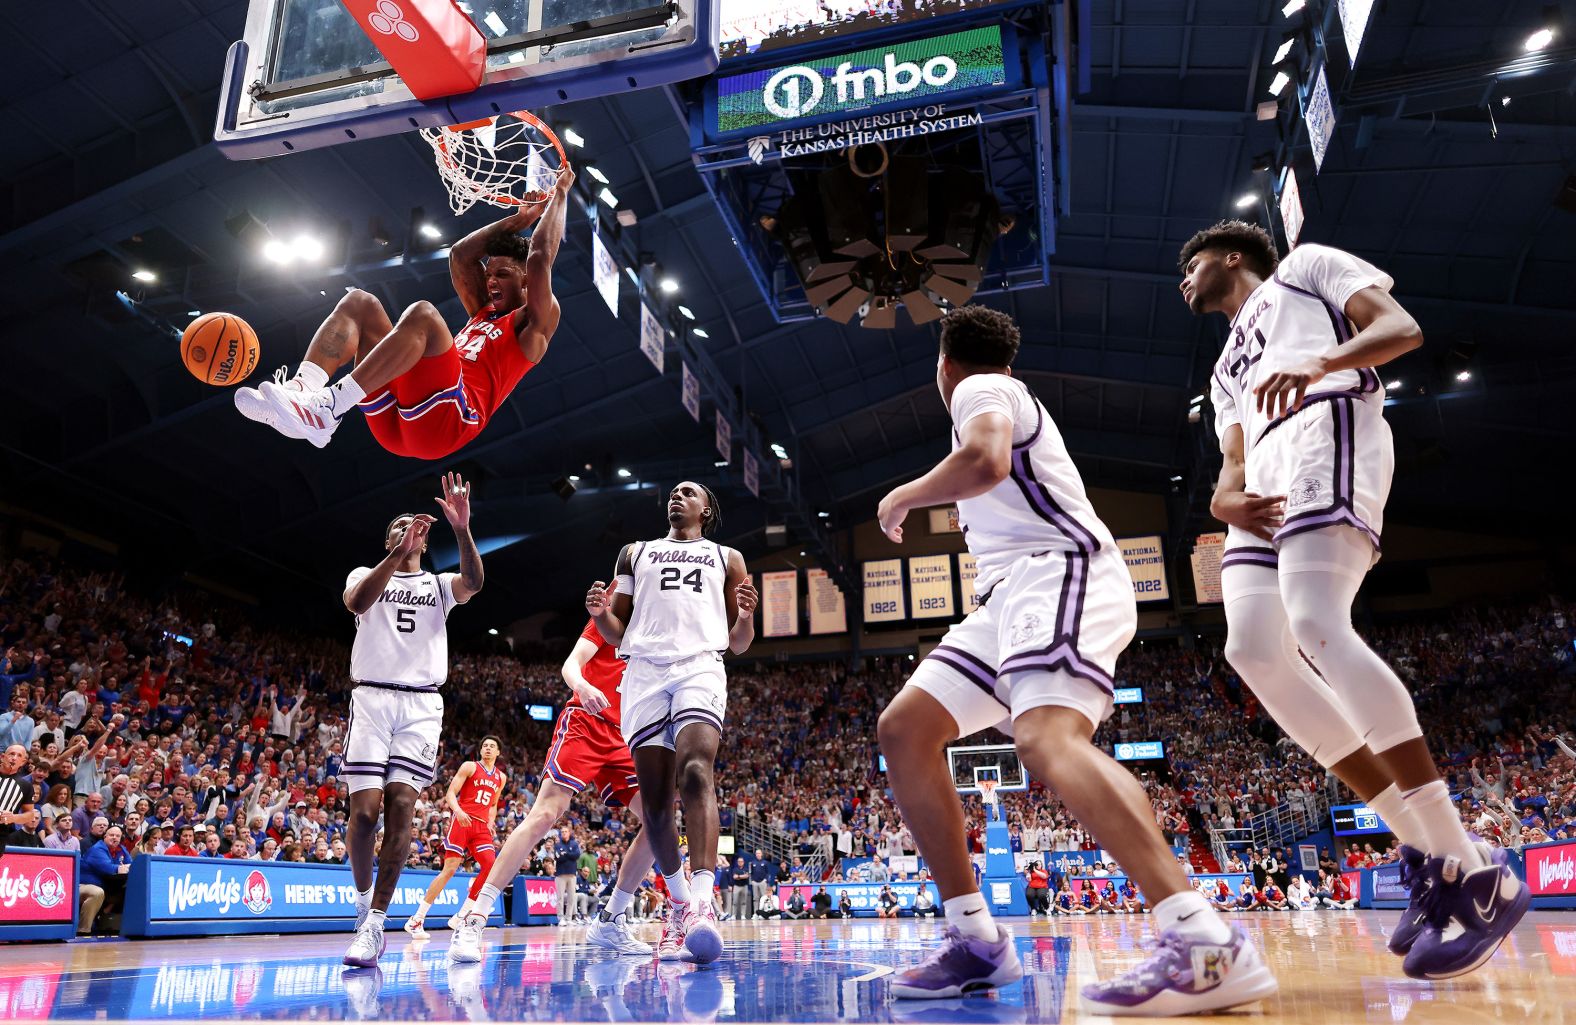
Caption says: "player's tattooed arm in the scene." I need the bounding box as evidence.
[586,544,633,644]
[724,548,757,654]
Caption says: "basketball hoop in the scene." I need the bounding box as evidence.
[421,109,567,215]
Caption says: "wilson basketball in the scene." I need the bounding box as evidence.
[181,312,259,387]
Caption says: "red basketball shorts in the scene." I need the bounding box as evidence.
[543,707,641,807]
[359,344,484,461]
[443,817,496,860]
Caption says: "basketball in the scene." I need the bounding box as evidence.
[180,312,259,387]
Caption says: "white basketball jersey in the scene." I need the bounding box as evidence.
[1210,243,1393,462]
[950,374,1118,595]
[345,569,461,689]
[619,537,732,662]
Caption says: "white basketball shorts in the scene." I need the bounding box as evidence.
[907,547,1136,737]
[343,685,444,794]
[620,652,727,751]
[1251,394,1392,558]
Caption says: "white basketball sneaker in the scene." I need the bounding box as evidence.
[657,901,689,961]
[589,909,655,956]
[683,900,723,964]
[343,919,387,968]
[447,910,469,931]
[235,366,305,436]
[403,916,430,939]
[251,376,342,448]
[448,913,485,963]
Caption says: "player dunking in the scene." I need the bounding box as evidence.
[875,306,1277,1016]
[340,471,483,968]
[1179,221,1527,979]
[584,482,758,964]
[234,167,574,458]
[403,736,506,938]
[447,617,660,963]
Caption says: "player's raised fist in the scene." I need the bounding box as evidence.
[735,576,759,615]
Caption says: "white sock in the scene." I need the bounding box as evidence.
[1366,784,1427,851]
[691,870,715,907]
[327,376,366,417]
[942,892,996,940]
[1152,890,1231,944]
[1403,780,1484,867]
[294,362,329,390]
[413,898,432,921]
[366,908,387,931]
[457,898,475,918]
[471,884,502,921]
[664,872,692,906]
[608,888,636,918]
[355,887,373,915]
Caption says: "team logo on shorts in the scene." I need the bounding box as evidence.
[1288,477,1322,509]
[242,870,273,915]
[32,868,65,909]
[421,743,435,761]
[1010,613,1043,647]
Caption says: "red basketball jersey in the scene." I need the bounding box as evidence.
[453,304,537,424]
[572,618,626,725]
[456,762,505,818]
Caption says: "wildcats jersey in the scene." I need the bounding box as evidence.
[452,304,537,425]
[456,762,505,818]
[1210,243,1393,459]
[574,618,626,724]
[619,537,732,662]
[950,375,1118,595]
[345,569,461,688]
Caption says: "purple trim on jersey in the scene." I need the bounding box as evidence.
[1221,546,1279,570]
[1255,390,1355,443]
[1017,380,1045,448]
[1273,397,1382,550]
[627,715,672,749]
[991,553,1113,693]
[1054,552,1088,640]
[1008,450,1102,554]
[925,646,999,698]
[1271,270,1383,397]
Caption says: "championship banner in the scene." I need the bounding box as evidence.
[928,506,961,534]
[908,553,955,619]
[1280,167,1304,247]
[0,848,78,941]
[762,569,798,637]
[1338,0,1375,67]
[862,558,905,623]
[592,228,619,316]
[1191,531,1225,604]
[1306,63,1335,172]
[681,362,701,421]
[638,301,665,373]
[958,552,981,612]
[715,411,732,463]
[807,567,847,635]
[744,450,760,497]
[122,856,506,937]
[1118,535,1169,602]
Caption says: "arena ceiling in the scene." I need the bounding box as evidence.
[2,1,1573,632]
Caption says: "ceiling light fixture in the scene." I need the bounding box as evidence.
[617,467,632,478]
[1272,37,1296,64]
[1234,192,1258,209]
[563,127,586,148]
[1268,70,1291,96]
[1281,0,1305,16]
[678,305,695,320]
[659,278,679,294]
[597,187,619,208]
[1525,27,1554,52]
[585,165,610,184]
[693,328,710,338]
[131,269,157,282]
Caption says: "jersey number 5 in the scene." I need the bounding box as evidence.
[396,609,416,632]
[660,567,704,593]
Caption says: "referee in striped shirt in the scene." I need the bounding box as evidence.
[0,744,41,855]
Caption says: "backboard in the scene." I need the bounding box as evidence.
[215,0,718,159]
[946,743,1028,795]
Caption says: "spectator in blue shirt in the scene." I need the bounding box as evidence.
[81,825,132,931]
[552,828,582,922]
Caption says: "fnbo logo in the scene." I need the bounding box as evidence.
[762,51,960,120]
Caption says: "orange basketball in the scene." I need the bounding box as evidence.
[180,312,259,387]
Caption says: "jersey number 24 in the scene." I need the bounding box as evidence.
[660,567,704,593]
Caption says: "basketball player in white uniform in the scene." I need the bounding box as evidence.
[1180,221,1526,980]
[340,470,484,969]
[875,305,1276,1016]
[584,482,758,964]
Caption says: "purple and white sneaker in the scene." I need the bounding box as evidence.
[1080,926,1278,1017]
[1387,845,1431,955]
[1402,845,1529,980]
[889,925,1023,999]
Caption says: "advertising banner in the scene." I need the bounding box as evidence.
[807,568,847,635]
[908,554,955,619]
[123,856,505,937]
[510,876,563,924]
[862,559,906,623]
[762,569,799,637]
[1330,803,1391,837]
[1112,687,1143,705]
[1369,862,1410,907]
[0,848,77,941]
[1526,839,1576,908]
[1280,167,1305,247]
[1113,741,1164,761]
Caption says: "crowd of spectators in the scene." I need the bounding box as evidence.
[0,547,1571,935]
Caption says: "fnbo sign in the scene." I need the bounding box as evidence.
[711,25,1008,137]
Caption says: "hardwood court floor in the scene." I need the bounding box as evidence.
[1,910,1571,1022]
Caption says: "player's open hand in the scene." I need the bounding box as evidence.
[394,515,435,558]
[1253,358,1327,419]
[735,576,759,616]
[1215,491,1284,542]
[434,472,472,530]
[877,488,909,543]
[586,580,614,617]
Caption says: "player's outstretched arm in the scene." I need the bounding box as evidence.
[725,549,757,654]
[449,200,549,318]
[344,516,434,615]
[516,165,574,362]
[877,411,1012,542]
[445,761,477,827]
[435,471,483,603]
[586,544,634,644]
[561,636,609,715]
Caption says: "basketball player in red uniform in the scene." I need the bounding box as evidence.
[448,618,658,963]
[404,736,506,937]
[234,166,574,458]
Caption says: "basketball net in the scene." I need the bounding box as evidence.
[420,110,566,215]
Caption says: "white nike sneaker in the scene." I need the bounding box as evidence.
[343,920,386,968]
[252,377,342,448]
[589,910,655,956]
[235,366,306,435]
[447,910,470,931]
[403,917,430,939]
[448,913,485,963]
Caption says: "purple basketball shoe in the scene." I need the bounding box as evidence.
[1081,925,1278,1017]
[890,925,1023,999]
[1403,845,1529,980]
[1387,845,1432,955]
